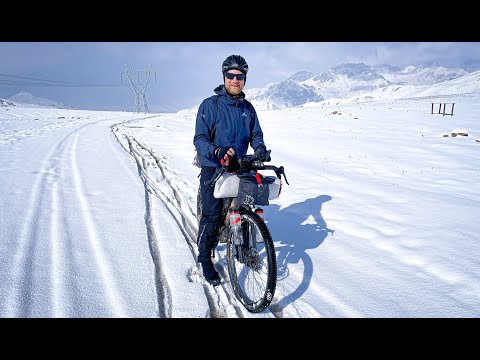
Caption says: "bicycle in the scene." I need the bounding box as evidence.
[196,153,289,313]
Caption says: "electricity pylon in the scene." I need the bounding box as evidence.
[122,65,155,113]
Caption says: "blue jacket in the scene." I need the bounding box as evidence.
[194,84,266,167]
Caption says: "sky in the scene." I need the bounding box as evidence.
[1,42,480,112]
[1,90,480,317]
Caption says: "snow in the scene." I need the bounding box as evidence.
[1,94,480,318]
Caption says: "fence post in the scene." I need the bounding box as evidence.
[431,102,455,116]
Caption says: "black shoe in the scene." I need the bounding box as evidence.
[201,260,221,286]
[206,276,221,287]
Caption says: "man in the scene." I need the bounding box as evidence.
[193,54,270,286]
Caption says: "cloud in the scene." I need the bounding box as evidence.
[2,42,480,112]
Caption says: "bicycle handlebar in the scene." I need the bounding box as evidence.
[204,153,289,186]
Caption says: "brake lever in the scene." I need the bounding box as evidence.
[279,166,289,185]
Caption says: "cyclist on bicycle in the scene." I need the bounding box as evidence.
[193,54,270,286]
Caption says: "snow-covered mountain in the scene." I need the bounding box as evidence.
[6,91,72,109]
[375,64,468,85]
[247,63,477,110]
[244,79,324,110]
[335,68,480,104]
[302,63,391,100]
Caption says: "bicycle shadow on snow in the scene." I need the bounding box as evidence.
[263,194,334,309]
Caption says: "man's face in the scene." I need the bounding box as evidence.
[224,70,245,96]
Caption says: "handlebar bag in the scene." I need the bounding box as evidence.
[237,173,277,206]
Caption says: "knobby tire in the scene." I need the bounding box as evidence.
[226,208,277,313]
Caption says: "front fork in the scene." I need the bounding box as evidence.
[231,205,259,265]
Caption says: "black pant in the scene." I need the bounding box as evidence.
[197,166,223,263]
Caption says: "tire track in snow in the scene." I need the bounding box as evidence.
[49,178,63,317]
[128,140,172,317]
[106,120,166,318]
[4,121,98,317]
[4,117,141,318]
[111,122,173,317]
[70,130,128,317]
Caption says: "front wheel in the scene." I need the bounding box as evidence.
[226,208,277,313]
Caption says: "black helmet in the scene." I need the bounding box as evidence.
[222,55,249,75]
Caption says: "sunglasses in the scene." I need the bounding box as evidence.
[225,72,245,81]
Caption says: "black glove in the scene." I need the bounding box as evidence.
[254,144,271,162]
[215,146,231,159]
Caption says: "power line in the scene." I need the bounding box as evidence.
[0,73,124,87]
[0,80,123,87]
[0,73,80,84]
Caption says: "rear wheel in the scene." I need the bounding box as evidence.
[226,208,277,313]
